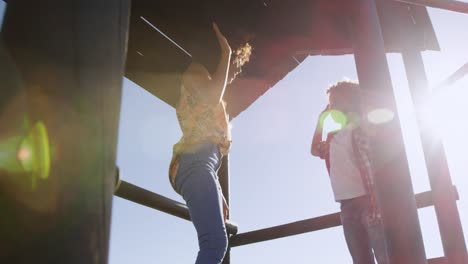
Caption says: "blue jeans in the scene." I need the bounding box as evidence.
[174,142,228,264]
[340,195,389,264]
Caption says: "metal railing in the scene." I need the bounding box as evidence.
[111,1,468,263]
[114,179,457,247]
[229,187,458,247]
[115,180,238,235]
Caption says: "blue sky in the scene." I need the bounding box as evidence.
[110,7,468,263]
[1,2,467,263]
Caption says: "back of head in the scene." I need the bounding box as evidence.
[327,80,361,113]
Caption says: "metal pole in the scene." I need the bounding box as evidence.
[348,0,427,263]
[394,0,468,14]
[218,154,231,264]
[114,180,238,235]
[402,49,468,264]
[219,155,230,206]
[435,62,468,89]
[0,0,130,263]
[229,187,456,247]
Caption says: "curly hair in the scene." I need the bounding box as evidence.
[232,42,252,68]
[326,80,361,113]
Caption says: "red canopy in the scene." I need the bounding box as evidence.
[125,0,439,118]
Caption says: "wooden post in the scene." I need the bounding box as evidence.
[348,0,428,263]
[402,49,468,264]
[0,0,130,263]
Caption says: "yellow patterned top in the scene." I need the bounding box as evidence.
[169,85,231,187]
[173,85,231,155]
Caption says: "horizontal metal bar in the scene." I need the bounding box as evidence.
[416,185,459,208]
[428,256,449,264]
[394,0,468,14]
[230,187,458,247]
[427,254,468,263]
[426,255,468,264]
[435,62,468,90]
[114,180,238,235]
[230,212,341,247]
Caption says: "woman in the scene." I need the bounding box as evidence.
[169,23,251,264]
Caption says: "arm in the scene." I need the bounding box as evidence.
[208,23,232,104]
[352,126,379,219]
[311,118,323,157]
[311,106,329,158]
[181,23,231,105]
[353,127,374,190]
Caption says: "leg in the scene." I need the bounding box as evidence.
[367,219,389,264]
[341,197,376,264]
[176,144,228,264]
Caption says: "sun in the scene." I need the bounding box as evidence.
[424,79,468,138]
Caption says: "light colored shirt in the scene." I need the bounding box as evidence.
[329,125,367,201]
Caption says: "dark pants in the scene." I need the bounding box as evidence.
[340,195,389,264]
[175,142,228,264]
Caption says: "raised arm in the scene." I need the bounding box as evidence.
[311,117,323,157]
[311,105,329,158]
[208,23,232,104]
[182,23,232,105]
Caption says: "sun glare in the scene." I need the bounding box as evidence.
[423,80,468,137]
[17,146,32,162]
[320,110,347,139]
[367,108,395,125]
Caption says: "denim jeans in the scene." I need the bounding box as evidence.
[340,195,389,264]
[174,142,228,264]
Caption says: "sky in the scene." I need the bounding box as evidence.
[1,2,467,263]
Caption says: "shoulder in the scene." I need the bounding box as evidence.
[181,63,223,105]
[182,63,211,82]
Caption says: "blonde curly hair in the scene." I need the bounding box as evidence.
[232,42,252,68]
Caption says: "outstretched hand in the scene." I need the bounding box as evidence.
[213,22,232,55]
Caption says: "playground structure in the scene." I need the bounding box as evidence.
[0,0,468,263]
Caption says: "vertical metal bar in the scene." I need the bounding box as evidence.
[0,0,130,263]
[219,155,230,206]
[219,154,230,264]
[402,49,468,264]
[222,242,231,264]
[347,0,428,263]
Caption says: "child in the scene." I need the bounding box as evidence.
[311,81,387,264]
[169,23,251,264]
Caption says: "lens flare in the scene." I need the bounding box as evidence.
[367,108,395,124]
[29,121,51,180]
[17,146,32,162]
[319,110,347,136]
[0,121,51,188]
